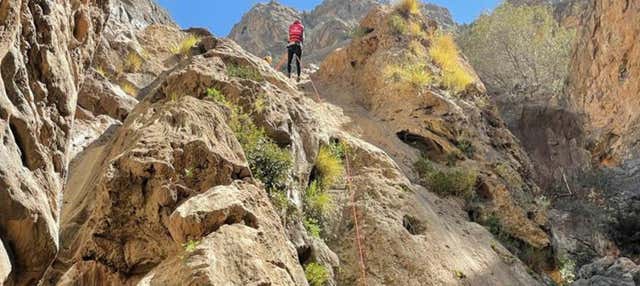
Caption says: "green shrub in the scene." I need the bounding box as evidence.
[304,180,333,219]
[388,14,408,35]
[304,262,329,286]
[304,217,322,238]
[212,86,292,191]
[183,239,200,253]
[558,256,577,284]
[233,119,290,187]
[315,145,344,188]
[456,140,475,158]
[415,157,477,199]
[227,64,264,82]
[206,88,228,105]
[428,168,477,199]
[457,2,575,96]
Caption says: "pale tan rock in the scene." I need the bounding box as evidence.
[0,241,10,284]
[168,184,259,244]
[0,0,108,284]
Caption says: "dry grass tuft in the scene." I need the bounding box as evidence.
[429,33,474,93]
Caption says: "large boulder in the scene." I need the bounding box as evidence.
[573,257,640,286]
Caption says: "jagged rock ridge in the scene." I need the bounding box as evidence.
[229,0,455,64]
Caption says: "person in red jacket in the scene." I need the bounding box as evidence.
[287,20,304,81]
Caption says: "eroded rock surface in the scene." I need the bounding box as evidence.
[316,6,549,253]
[574,257,640,286]
[0,0,108,284]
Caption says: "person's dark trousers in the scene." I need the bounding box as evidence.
[287,43,302,78]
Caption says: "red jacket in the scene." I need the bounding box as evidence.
[289,20,304,44]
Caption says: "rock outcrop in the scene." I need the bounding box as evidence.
[229,0,456,65]
[567,0,640,166]
[316,5,550,253]
[0,0,109,284]
[574,257,640,286]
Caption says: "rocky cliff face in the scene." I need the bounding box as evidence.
[229,0,455,65]
[0,0,109,284]
[10,0,640,285]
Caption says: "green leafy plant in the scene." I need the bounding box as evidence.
[558,255,576,285]
[315,145,344,188]
[456,140,475,158]
[227,64,264,82]
[304,262,329,286]
[415,157,477,200]
[184,168,194,178]
[304,180,333,219]
[206,88,228,105]
[183,239,200,253]
[304,217,322,238]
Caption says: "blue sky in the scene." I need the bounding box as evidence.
[156,0,501,37]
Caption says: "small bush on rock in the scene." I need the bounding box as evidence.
[394,0,421,17]
[429,33,474,93]
[227,64,264,82]
[315,145,344,188]
[415,157,477,199]
[124,51,143,73]
[304,262,329,286]
[171,35,200,56]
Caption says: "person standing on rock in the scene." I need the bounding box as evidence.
[287,19,304,82]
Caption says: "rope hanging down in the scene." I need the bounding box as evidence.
[345,151,368,286]
[274,47,367,284]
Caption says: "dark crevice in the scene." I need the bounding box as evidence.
[396,130,445,161]
[296,245,312,265]
[402,215,426,235]
[9,120,29,168]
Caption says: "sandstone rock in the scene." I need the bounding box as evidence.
[316,6,549,251]
[573,257,640,286]
[0,241,10,283]
[139,223,306,286]
[77,72,138,122]
[168,184,259,244]
[567,0,640,165]
[0,0,108,284]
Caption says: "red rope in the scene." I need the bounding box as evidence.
[276,49,367,283]
[345,151,368,286]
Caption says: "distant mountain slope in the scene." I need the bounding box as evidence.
[228,0,455,64]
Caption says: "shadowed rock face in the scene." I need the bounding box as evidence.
[228,0,455,64]
[0,0,109,284]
